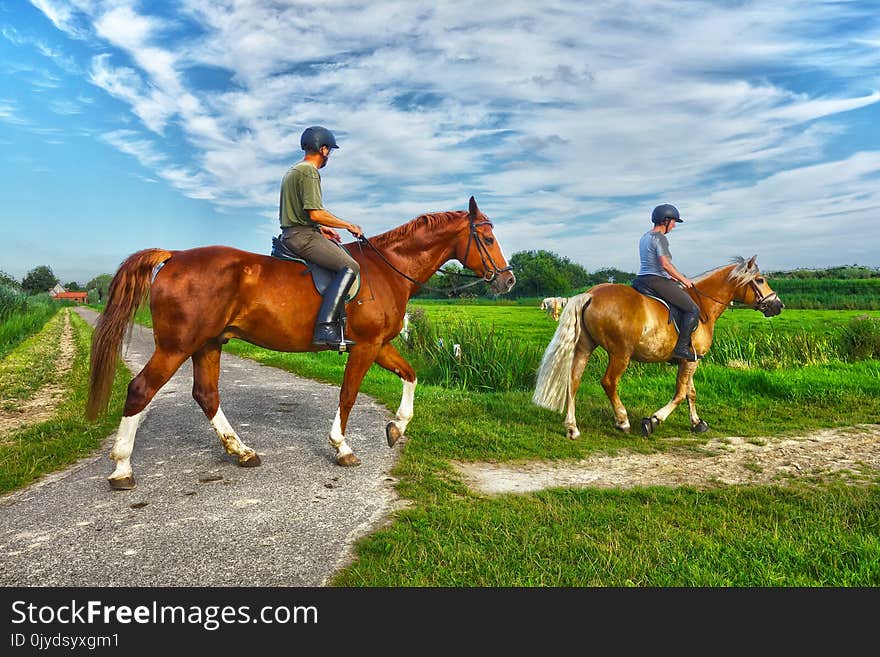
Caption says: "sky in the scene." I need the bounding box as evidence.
[1,0,879,286]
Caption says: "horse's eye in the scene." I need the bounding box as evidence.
[756,277,764,284]
[483,236,495,245]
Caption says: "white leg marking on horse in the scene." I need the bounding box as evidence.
[653,401,678,423]
[109,412,142,480]
[394,378,416,434]
[210,406,255,459]
[328,408,353,457]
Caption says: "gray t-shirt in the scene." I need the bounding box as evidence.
[638,230,672,277]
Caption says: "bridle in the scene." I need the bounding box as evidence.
[357,212,513,297]
[691,276,779,320]
[747,278,780,314]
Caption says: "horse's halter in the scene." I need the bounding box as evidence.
[358,212,512,296]
[746,278,780,314]
[459,215,514,285]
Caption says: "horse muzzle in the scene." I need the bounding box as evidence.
[757,294,784,317]
[490,270,516,295]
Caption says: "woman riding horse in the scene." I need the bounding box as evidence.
[533,255,783,440]
[632,204,700,361]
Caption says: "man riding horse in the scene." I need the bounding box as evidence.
[279,126,363,350]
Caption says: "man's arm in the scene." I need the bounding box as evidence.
[658,255,694,288]
[307,208,362,237]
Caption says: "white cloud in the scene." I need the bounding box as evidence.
[26,0,880,270]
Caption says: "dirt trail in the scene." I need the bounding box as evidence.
[0,310,75,437]
[455,423,880,495]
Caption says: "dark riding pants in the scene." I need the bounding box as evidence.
[281,225,360,274]
[633,274,699,323]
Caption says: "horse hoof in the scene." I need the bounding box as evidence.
[386,422,402,447]
[615,424,631,434]
[109,476,136,491]
[567,429,580,440]
[239,453,262,467]
[640,416,659,437]
[336,453,362,467]
[691,419,709,433]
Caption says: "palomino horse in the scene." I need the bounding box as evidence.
[532,256,783,439]
[87,197,515,490]
[542,296,567,321]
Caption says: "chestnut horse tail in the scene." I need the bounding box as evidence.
[86,249,172,421]
[532,292,591,413]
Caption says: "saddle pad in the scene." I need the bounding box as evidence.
[270,236,361,302]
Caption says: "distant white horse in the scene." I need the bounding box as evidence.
[401,312,411,342]
[541,296,567,321]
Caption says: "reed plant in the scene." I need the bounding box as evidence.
[0,288,59,359]
[401,308,543,391]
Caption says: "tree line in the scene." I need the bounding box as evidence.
[4,256,879,302]
[1,266,112,302]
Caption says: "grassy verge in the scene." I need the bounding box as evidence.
[219,304,880,586]
[0,310,130,494]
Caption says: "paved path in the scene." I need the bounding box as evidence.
[0,308,400,586]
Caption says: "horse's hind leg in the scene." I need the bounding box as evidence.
[191,341,261,467]
[108,349,189,490]
[601,353,632,433]
[564,334,595,440]
[642,360,702,436]
[686,367,709,433]
[374,342,416,448]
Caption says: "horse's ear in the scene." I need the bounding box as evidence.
[468,196,478,218]
[747,255,757,270]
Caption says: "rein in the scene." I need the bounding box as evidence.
[357,215,512,297]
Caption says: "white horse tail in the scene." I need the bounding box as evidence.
[532,292,591,413]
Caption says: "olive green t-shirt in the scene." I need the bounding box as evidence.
[279,161,323,228]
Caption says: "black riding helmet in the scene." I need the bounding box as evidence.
[300,126,339,152]
[651,203,683,224]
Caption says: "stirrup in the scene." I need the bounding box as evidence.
[671,345,700,362]
[312,321,355,353]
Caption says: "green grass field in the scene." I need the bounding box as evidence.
[2,300,878,585]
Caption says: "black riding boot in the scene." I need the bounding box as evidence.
[672,312,700,361]
[312,267,357,351]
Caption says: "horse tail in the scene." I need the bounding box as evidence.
[532,292,591,413]
[86,249,172,421]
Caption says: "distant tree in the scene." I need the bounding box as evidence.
[582,267,636,289]
[0,270,21,290]
[22,265,59,294]
[65,281,83,291]
[86,274,113,302]
[508,250,590,298]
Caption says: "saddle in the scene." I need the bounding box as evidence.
[630,279,691,337]
[270,236,361,302]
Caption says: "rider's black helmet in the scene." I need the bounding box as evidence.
[651,203,683,224]
[300,126,339,152]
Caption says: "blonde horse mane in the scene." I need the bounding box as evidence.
[692,256,760,286]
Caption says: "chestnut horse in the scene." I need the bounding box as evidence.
[87,197,515,490]
[532,256,783,439]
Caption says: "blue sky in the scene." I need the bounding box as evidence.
[2,0,879,286]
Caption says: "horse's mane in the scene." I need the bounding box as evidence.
[369,211,466,249]
[692,256,759,286]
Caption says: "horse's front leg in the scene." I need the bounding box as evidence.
[330,344,381,466]
[374,342,416,447]
[641,360,700,436]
